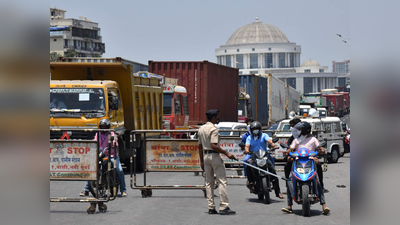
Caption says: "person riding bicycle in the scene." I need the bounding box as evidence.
[243,121,284,199]
[79,119,127,197]
[282,121,330,214]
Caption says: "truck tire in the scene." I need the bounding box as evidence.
[328,147,339,163]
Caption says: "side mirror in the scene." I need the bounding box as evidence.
[238,143,245,148]
[319,141,327,148]
[280,143,289,149]
[272,137,279,143]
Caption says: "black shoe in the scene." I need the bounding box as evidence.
[219,207,236,215]
[208,209,218,214]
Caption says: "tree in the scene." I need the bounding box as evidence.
[92,53,101,57]
[50,52,61,62]
[64,49,77,57]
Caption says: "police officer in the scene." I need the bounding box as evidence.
[198,109,237,215]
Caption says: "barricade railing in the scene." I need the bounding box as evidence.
[50,128,118,214]
[130,129,207,198]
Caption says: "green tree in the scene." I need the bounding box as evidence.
[92,53,101,57]
[50,52,61,62]
[64,49,77,57]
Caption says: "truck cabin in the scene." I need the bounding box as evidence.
[162,84,189,132]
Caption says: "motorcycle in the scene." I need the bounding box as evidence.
[280,142,326,216]
[241,137,279,204]
[89,136,119,198]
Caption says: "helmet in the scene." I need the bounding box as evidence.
[99,119,111,129]
[249,121,262,137]
[293,121,311,135]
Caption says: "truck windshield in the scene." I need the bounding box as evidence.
[277,122,291,134]
[163,94,173,115]
[238,99,246,115]
[50,88,105,113]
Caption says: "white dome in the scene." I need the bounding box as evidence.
[301,59,321,67]
[226,17,289,45]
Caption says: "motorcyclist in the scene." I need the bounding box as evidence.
[282,121,330,215]
[79,119,127,197]
[239,118,254,192]
[243,121,284,199]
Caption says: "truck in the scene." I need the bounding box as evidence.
[322,94,344,117]
[238,87,252,123]
[338,92,350,114]
[238,74,292,127]
[50,57,164,171]
[286,84,300,116]
[148,60,239,127]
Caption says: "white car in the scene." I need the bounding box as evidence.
[215,122,248,137]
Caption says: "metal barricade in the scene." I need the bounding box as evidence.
[130,130,207,198]
[50,129,117,214]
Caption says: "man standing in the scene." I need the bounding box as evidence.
[198,109,237,215]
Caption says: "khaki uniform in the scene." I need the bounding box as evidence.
[198,122,229,211]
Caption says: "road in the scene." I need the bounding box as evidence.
[50,115,350,225]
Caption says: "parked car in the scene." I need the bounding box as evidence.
[265,123,279,137]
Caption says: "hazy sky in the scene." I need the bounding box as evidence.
[50,0,350,71]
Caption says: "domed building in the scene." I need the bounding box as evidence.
[215,18,341,94]
[215,17,301,75]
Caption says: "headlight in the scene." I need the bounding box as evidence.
[296,161,312,174]
[255,149,266,158]
[256,158,267,167]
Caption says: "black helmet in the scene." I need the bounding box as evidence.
[99,119,111,129]
[293,121,311,135]
[249,121,262,137]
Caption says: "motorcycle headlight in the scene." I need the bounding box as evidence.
[256,158,267,167]
[255,149,266,158]
[295,161,312,174]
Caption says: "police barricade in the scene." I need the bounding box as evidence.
[130,130,207,198]
[50,129,117,214]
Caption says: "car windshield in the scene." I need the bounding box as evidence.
[217,127,232,136]
[163,94,172,115]
[50,88,105,113]
[277,122,291,134]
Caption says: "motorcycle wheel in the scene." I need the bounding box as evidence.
[257,187,264,200]
[302,185,311,217]
[262,176,270,204]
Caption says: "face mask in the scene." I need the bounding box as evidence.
[297,135,307,144]
[291,128,301,139]
[216,118,220,125]
[253,129,260,135]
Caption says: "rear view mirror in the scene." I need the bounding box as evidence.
[280,143,289,149]
[238,143,245,148]
[272,137,279,143]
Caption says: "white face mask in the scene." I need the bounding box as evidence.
[291,128,301,139]
[297,135,307,143]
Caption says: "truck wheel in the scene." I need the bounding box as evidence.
[328,147,339,163]
[302,185,311,217]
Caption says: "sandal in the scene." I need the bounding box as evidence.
[277,193,285,199]
[282,208,293,213]
[322,207,330,215]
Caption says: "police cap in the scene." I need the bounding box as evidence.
[205,109,219,118]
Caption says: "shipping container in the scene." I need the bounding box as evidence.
[286,85,300,114]
[322,94,344,117]
[269,74,288,124]
[149,61,239,125]
[338,92,350,114]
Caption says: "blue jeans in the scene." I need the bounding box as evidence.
[84,156,126,193]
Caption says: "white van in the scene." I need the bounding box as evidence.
[215,122,248,137]
[274,117,345,163]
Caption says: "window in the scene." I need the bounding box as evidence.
[53,39,57,41]
[290,53,294,67]
[317,77,321,91]
[116,90,122,108]
[279,53,285,68]
[250,53,258,69]
[314,122,322,131]
[250,71,258,74]
[163,94,172,115]
[252,48,255,51]
[174,94,181,115]
[338,77,346,87]
[236,54,243,69]
[226,55,231,67]
[224,50,227,53]
[182,95,189,115]
[303,77,313,94]
[237,49,240,52]
[287,78,296,89]
[304,69,311,73]
[333,122,342,132]
[264,53,273,68]
[294,47,296,50]
[64,39,68,47]
[319,69,324,73]
[324,123,332,133]
[268,48,271,51]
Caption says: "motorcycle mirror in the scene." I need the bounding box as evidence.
[319,141,327,148]
[272,137,279,143]
[280,143,289,149]
[238,143,245,148]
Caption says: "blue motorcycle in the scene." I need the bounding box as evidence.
[280,142,326,216]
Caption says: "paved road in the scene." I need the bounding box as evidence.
[50,157,350,224]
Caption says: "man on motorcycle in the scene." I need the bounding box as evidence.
[282,121,330,215]
[240,118,254,185]
[79,119,127,197]
[243,121,284,199]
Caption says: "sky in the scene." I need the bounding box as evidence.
[50,0,350,71]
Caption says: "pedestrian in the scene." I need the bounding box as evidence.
[198,109,237,215]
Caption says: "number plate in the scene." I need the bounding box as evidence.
[308,194,317,198]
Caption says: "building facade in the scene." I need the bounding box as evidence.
[50,8,105,57]
[215,18,340,94]
[332,59,350,74]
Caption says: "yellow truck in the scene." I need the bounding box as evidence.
[50,57,163,170]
